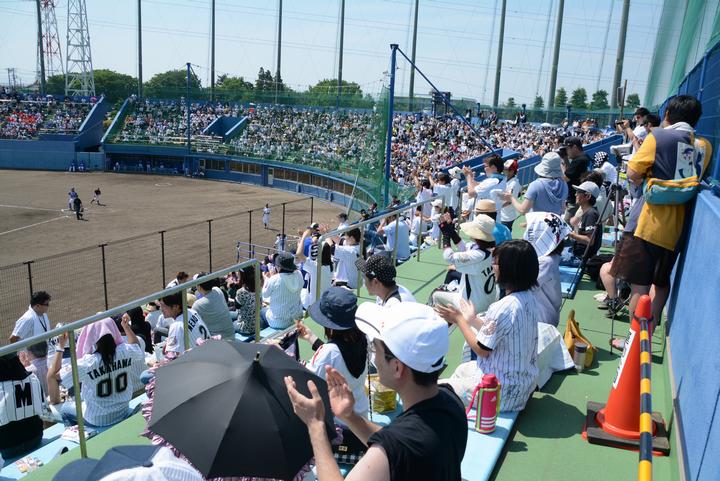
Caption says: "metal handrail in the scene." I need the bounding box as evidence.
[0,259,261,459]
[314,196,438,301]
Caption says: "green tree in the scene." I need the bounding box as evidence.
[144,69,201,98]
[554,87,567,108]
[626,93,641,109]
[45,74,65,95]
[590,89,609,110]
[307,79,363,97]
[533,95,544,109]
[216,75,254,100]
[94,69,137,103]
[255,67,275,91]
[570,87,588,110]
[506,97,516,108]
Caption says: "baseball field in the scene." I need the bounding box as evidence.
[0,170,341,340]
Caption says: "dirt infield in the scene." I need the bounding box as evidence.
[0,170,342,340]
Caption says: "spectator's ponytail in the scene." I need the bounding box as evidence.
[95,334,117,367]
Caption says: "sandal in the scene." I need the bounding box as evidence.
[609,337,625,350]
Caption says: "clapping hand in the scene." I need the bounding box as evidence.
[284,377,326,426]
[326,366,356,421]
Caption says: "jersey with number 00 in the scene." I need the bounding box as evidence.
[60,342,145,426]
[165,309,211,355]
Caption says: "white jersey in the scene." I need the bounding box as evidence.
[475,290,538,412]
[12,306,54,357]
[0,375,43,426]
[443,243,497,315]
[332,244,360,288]
[376,284,416,307]
[500,177,521,222]
[164,309,211,355]
[60,343,145,426]
[263,207,271,223]
[307,343,368,417]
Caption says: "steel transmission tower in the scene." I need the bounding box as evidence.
[65,0,95,96]
[37,0,64,81]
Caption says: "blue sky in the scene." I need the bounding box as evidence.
[0,0,666,105]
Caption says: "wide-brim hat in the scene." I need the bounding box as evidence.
[460,214,495,242]
[534,152,563,178]
[473,199,496,213]
[448,167,462,179]
[308,286,358,331]
[273,251,297,272]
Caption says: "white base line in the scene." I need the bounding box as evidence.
[0,204,65,213]
[0,216,69,236]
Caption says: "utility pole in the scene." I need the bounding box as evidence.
[492,0,507,109]
[546,0,565,120]
[611,0,630,108]
[137,0,143,97]
[35,0,46,95]
[408,0,419,112]
[211,0,215,101]
[336,0,345,109]
[275,0,282,104]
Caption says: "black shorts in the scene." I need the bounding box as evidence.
[609,233,678,288]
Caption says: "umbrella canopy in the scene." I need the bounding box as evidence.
[149,340,335,480]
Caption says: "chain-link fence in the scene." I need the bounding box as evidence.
[0,197,333,342]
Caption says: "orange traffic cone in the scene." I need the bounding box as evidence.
[583,295,670,455]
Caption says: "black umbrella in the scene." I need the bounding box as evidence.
[148,340,335,480]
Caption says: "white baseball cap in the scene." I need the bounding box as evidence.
[355,302,449,373]
[573,181,600,199]
[53,446,204,481]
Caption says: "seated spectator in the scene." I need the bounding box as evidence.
[355,254,416,306]
[144,302,162,331]
[261,252,304,329]
[166,271,189,289]
[159,292,211,356]
[47,317,145,427]
[234,265,258,336]
[285,302,467,481]
[437,213,497,315]
[296,287,368,455]
[0,353,43,459]
[436,240,539,412]
[523,212,572,326]
[567,181,602,261]
[503,152,568,216]
[193,274,234,340]
[120,306,153,354]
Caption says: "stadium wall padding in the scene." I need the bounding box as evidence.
[666,190,720,481]
[0,140,77,170]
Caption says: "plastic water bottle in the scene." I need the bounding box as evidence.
[475,374,501,434]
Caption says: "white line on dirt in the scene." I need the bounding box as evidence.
[0,215,69,236]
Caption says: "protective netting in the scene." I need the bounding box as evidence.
[645,0,720,107]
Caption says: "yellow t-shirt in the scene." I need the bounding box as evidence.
[629,133,712,251]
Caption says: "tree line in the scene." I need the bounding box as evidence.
[507,87,641,112]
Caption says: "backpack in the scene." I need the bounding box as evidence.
[643,137,707,205]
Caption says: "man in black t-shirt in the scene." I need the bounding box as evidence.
[563,136,591,222]
[285,302,467,481]
[568,181,602,259]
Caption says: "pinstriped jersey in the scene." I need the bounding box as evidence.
[60,342,145,426]
[0,375,43,426]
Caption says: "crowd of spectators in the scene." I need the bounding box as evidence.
[0,93,93,139]
[113,98,234,145]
